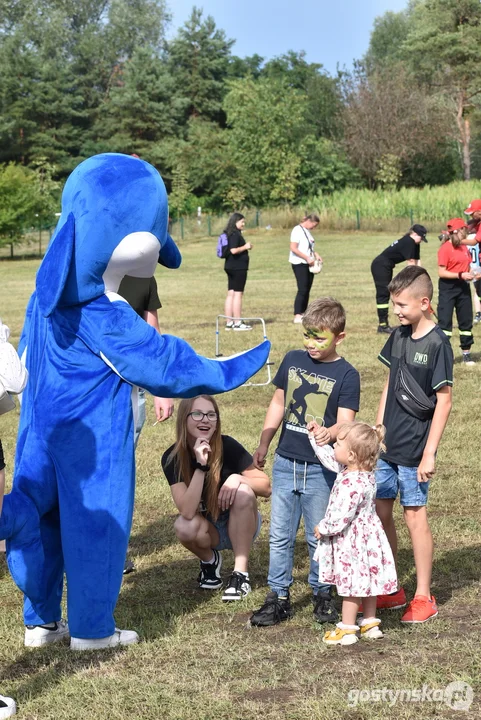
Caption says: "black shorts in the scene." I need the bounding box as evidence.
[226,269,247,292]
[0,439,5,472]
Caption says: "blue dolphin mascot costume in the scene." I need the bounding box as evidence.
[0,153,269,650]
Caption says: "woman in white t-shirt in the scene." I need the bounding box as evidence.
[289,214,322,323]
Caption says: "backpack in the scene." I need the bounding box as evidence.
[216,232,229,259]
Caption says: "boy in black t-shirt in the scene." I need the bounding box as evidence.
[371,224,427,334]
[375,266,453,623]
[250,298,360,626]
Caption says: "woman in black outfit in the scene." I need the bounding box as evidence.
[370,224,427,333]
[223,213,252,331]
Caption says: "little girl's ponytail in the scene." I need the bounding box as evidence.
[373,424,386,454]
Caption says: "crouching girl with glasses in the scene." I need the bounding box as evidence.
[161,395,271,600]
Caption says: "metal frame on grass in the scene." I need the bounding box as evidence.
[215,315,273,387]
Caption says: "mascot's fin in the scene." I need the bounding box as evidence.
[100,334,272,398]
[158,234,182,269]
[36,213,75,317]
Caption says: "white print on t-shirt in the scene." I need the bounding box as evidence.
[413,351,429,365]
[285,366,336,430]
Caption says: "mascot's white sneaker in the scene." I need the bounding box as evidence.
[70,628,139,651]
[24,620,70,647]
[0,695,16,718]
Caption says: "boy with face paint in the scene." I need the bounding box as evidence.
[250,298,360,627]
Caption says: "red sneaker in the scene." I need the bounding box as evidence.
[376,587,407,610]
[401,595,438,624]
[357,588,406,615]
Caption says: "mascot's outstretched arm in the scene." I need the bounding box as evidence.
[78,295,269,397]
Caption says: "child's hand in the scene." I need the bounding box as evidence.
[314,524,322,539]
[253,445,268,469]
[307,421,330,446]
[418,452,435,483]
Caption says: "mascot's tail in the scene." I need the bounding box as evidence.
[134,338,271,399]
[0,491,45,604]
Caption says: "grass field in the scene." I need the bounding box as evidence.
[0,228,480,720]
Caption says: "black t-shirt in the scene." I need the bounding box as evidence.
[161,435,253,511]
[118,276,162,318]
[224,229,249,271]
[379,325,453,466]
[375,234,420,271]
[273,350,361,463]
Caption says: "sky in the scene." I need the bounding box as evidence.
[167,0,408,75]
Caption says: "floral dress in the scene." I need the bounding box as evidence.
[311,443,398,598]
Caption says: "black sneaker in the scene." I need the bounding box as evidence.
[198,549,223,589]
[123,558,136,575]
[462,352,475,366]
[313,590,339,624]
[474,312,481,324]
[222,571,251,601]
[377,325,393,334]
[250,591,293,626]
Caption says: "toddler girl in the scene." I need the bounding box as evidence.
[309,421,397,646]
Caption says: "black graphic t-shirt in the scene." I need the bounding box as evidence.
[273,350,360,463]
[161,435,253,510]
[379,325,453,466]
[376,234,420,271]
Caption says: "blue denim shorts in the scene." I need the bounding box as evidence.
[375,459,429,507]
[208,510,262,551]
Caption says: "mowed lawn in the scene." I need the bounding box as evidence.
[0,229,480,720]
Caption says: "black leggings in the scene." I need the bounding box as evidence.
[292,263,314,315]
[437,279,473,350]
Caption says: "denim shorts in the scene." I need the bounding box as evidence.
[375,458,429,507]
[207,510,262,551]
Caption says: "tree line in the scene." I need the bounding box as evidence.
[1,0,481,236]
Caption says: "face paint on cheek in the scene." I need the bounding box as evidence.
[303,328,335,351]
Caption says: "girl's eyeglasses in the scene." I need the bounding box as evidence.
[188,411,218,422]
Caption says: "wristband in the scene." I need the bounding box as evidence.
[459,272,464,279]
[194,461,210,472]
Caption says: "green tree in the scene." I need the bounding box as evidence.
[167,7,234,123]
[92,46,186,158]
[0,164,37,247]
[224,76,307,206]
[262,51,343,139]
[364,10,412,69]
[402,0,481,180]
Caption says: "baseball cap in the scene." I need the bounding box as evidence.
[446,218,467,231]
[464,199,481,215]
[412,224,428,242]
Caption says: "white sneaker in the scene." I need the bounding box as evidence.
[70,628,139,651]
[24,620,70,647]
[232,322,252,331]
[0,696,16,719]
[225,321,234,331]
[293,315,303,324]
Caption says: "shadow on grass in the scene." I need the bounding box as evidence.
[127,514,177,557]
[1,556,217,705]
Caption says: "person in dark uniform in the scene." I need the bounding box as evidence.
[371,224,427,333]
